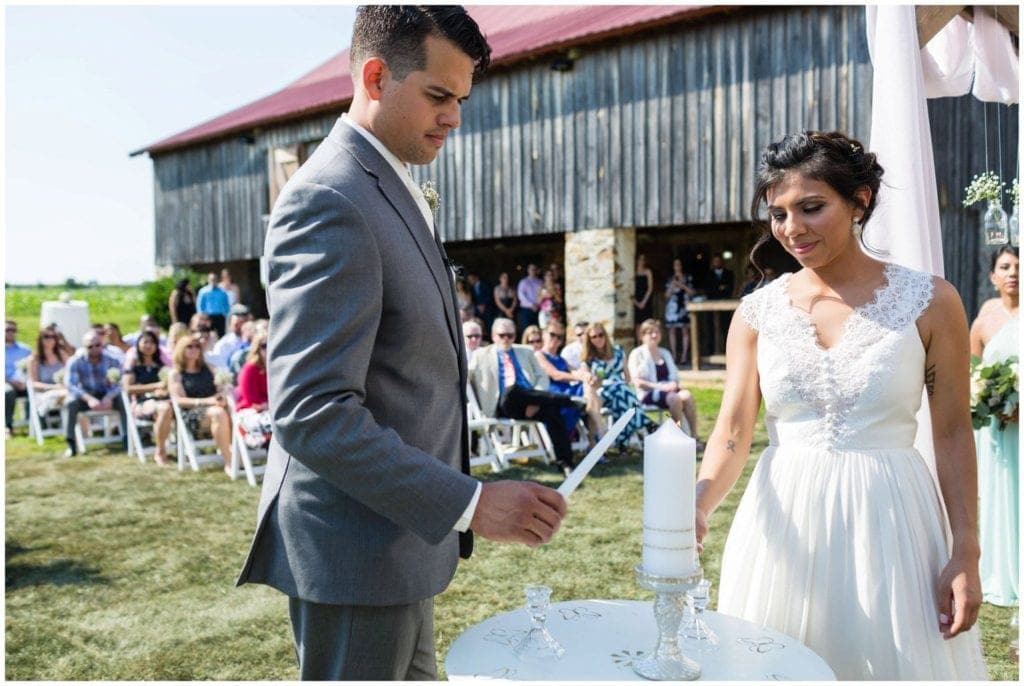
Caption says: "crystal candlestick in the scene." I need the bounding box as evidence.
[634,564,703,680]
[513,584,566,661]
[680,578,719,652]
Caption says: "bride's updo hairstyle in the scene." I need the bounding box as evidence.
[749,131,885,273]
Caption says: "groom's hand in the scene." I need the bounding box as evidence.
[471,481,567,547]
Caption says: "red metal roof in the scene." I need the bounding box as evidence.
[136,5,724,156]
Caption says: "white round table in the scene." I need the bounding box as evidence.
[445,599,836,681]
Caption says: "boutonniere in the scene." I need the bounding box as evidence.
[421,180,440,214]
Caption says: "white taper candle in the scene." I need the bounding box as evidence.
[642,420,698,577]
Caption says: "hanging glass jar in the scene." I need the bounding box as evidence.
[983,199,1009,245]
[1008,204,1019,247]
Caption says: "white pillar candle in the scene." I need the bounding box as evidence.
[642,420,698,577]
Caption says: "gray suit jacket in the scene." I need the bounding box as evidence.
[468,344,550,417]
[237,118,478,607]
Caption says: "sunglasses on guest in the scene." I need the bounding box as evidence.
[546,332,564,340]
[495,332,515,339]
[589,332,606,340]
[465,333,482,340]
[527,337,542,345]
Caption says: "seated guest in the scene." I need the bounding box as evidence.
[123,331,173,465]
[189,317,227,370]
[521,324,543,352]
[580,322,657,448]
[534,321,604,446]
[166,322,190,355]
[88,322,125,363]
[5,320,32,437]
[124,314,167,347]
[462,319,484,362]
[235,332,273,449]
[63,331,128,457]
[468,317,582,476]
[627,319,703,449]
[560,320,588,371]
[104,322,132,355]
[168,335,233,473]
[227,320,256,377]
[27,326,72,417]
[46,324,77,358]
[213,303,253,363]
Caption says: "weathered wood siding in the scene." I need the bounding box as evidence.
[150,4,1017,316]
[412,4,874,239]
[152,113,337,265]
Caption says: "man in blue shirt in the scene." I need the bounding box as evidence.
[196,272,231,337]
[63,330,126,457]
[5,320,32,437]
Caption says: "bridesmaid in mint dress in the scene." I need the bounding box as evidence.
[969,244,1019,607]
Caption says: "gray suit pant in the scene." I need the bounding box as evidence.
[288,596,437,681]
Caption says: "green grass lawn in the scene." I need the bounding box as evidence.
[4,387,1017,680]
[5,285,147,345]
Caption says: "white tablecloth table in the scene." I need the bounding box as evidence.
[445,598,835,681]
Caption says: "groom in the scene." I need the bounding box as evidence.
[237,6,567,680]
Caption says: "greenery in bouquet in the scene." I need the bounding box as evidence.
[969,355,1019,430]
[106,367,122,384]
[52,369,65,385]
[157,366,172,384]
[963,171,1006,207]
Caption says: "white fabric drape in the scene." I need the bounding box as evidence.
[971,7,1020,104]
[921,16,975,98]
[865,5,944,497]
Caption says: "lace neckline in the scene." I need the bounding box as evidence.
[779,263,897,354]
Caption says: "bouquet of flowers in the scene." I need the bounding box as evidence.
[52,369,65,385]
[214,369,235,390]
[157,366,172,385]
[106,367,122,384]
[969,355,1019,430]
[963,171,1005,207]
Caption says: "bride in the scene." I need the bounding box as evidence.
[695,131,987,679]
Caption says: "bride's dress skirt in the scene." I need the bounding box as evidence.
[718,445,988,680]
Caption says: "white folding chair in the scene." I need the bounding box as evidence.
[466,384,554,470]
[465,385,505,473]
[73,403,124,454]
[26,383,64,445]
[225,392,267,487]
[170,395,223,471]
[122,388,176,465]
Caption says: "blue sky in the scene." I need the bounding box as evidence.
[4,3,358,285]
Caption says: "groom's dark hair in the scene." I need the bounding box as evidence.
[350,6,491,82]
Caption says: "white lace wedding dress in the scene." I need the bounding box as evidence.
[717,263,988,680]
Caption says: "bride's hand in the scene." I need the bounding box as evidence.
[695,509,709,554]
[935,554,982,638]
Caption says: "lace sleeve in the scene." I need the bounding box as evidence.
[738,289,765,332]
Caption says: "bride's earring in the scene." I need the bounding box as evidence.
[852,217,863,239]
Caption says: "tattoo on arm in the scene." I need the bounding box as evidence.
[924,364,936,397]
[726,440,736,453]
